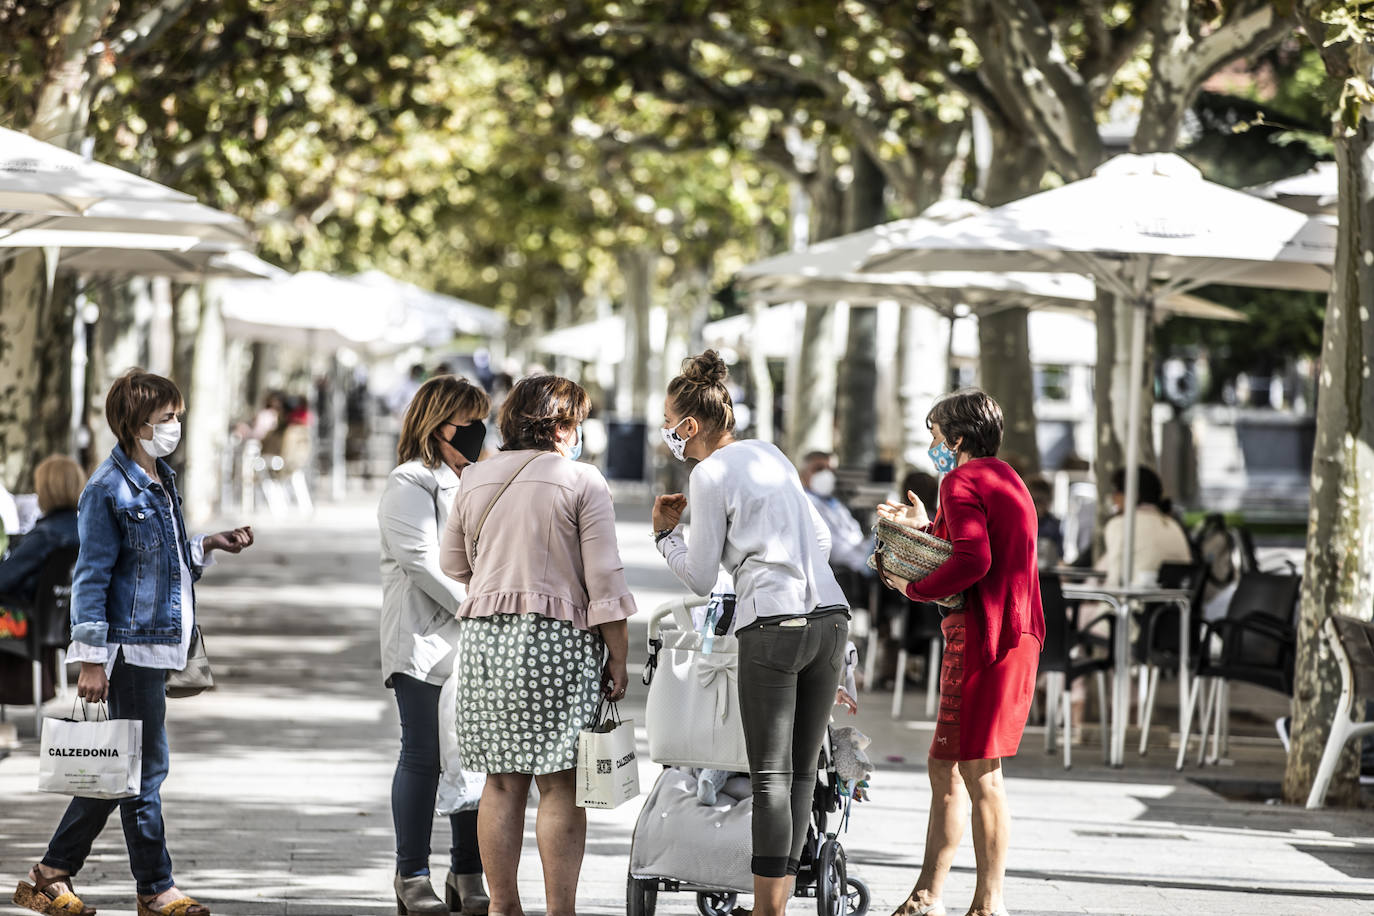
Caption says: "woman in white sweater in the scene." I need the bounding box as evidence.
[378,375,492,916]
[653,351,849,916]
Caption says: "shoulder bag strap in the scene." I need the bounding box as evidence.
[469,452,546,565]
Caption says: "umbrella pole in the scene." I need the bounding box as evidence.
[1120,295,1147,588]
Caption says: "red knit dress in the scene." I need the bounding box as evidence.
[906,458,1045,761]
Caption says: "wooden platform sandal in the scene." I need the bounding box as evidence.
[135,894,209,916]
[12,866,97,916]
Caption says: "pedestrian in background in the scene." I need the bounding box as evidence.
[379,375,492,916]
[652,351,849,916]
[877,388,1043,916]
[439,374,636,916]
[13,369,253,916]
[799,450,873,608]
[0,455,84,602]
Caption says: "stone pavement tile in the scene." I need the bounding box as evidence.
[4,494,1374,916]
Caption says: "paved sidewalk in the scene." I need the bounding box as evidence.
[1,493,1372,916]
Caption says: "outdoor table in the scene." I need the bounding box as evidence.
[1059,583,1193,767]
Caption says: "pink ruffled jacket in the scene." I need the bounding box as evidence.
[439,449,638,630]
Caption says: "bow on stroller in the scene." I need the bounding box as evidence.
[628,597,871,916]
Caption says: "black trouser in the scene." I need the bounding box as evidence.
[737,611,848,878]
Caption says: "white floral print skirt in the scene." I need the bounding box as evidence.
[457,613,604,775]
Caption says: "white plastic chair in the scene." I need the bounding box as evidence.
[1306,615,1374,809]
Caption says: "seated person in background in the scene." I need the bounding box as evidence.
[0,456,84,603]
[800,450,872,604]
[897,468,938,518]
[1025,475,1063,570]
[1098,466,1192,586]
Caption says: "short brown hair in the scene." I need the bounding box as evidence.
[926,388,1003,459]
[34,455,86,513]
[667,350,735,438]
[498,375,591,452]
[397,376,491,468]
[106,369,183,458]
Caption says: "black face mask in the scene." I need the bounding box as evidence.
[444,421,486,464]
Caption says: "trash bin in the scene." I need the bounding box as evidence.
[605,420,647,481]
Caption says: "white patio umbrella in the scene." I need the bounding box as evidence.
[1248,162,1338,215]
[219,271,430,353]
[60,245,283,281]
[1,198,253,247]
[352,270,506,338]
[862,152,1336,588]
[0,126,194,217]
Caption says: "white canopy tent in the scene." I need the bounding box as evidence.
[219,270,504,354]
[0,126,194,218]
[352,270,507,338]
[862,152,1334,589]
[738,200,1103,312]
[1248,162,1338,215]
[60,245,282,281]
[2,198,254,248]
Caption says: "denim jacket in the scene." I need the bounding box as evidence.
[71,445,202,647]
[0,509,79,603]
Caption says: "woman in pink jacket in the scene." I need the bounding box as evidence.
[439,375,637,916]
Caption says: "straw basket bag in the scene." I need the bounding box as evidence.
[866,518,965,609]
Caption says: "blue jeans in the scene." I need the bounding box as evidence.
[392,674,481,877]
[43,650,174,896]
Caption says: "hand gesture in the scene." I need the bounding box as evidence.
[205,526,254,555]
[653,493,687,532]
[835,687,859,715]
[877,491,930,530]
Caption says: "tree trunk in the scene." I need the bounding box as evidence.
[616,247,655,421]
[977,307,1039,473]
[1282,54,1374,807]
[0,251,69,490]
[835,150,888,471]
[783,147,845,459]
[975,130,1047,473]
[182,285,228,524]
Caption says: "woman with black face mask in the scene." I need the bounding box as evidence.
[378,375,492,916]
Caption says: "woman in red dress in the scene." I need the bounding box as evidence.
[877,388,1044,916]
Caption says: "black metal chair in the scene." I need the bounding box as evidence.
[1132,561,1208,754]
[1040,572,1115,768]
[1176,569,1302,768]
[0,546,79,735]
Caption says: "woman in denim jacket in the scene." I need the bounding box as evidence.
[13,370,253,916]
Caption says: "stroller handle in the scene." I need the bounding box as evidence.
[646,595,711,644]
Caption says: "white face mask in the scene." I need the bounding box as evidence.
[140,420,182,459]
[661,418,692,462]
[809,468,837,498]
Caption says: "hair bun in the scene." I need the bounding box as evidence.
[682,350,728,387]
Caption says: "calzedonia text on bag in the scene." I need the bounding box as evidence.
[46,747,123,757]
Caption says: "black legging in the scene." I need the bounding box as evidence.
[736,611,848,878]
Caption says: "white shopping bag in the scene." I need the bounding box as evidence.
[38,705,142,799]
[436,666,485,815]
[576,704,639,810]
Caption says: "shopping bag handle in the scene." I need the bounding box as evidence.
[66,697,108,722]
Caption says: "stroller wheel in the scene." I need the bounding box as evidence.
[627,874,658,916]
[696,891,738,916]
[845,875,871,916]
[815,839,847,916]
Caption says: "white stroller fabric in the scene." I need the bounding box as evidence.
[646,605,750,771]
[630,767,754,894]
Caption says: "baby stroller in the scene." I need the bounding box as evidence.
[628,597,871,916]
